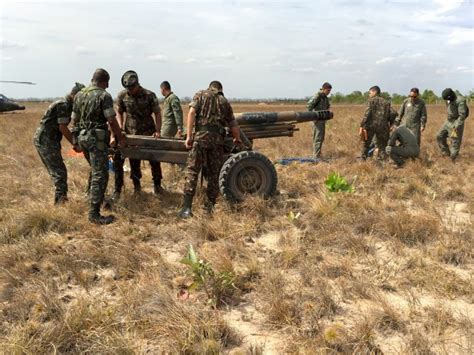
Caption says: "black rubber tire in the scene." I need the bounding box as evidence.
[219,150,277,202]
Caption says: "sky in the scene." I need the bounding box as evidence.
[0,0,473,99]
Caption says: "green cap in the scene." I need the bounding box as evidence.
[121,70,139,88]
[71,82,85,96]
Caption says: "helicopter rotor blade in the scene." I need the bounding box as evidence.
[0,80,36,85]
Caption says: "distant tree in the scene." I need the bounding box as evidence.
[421,89,438,104]
[391,93,406,105]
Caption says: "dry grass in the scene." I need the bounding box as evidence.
[0,102,472,353]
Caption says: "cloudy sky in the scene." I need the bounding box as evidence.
[0,0,473,99]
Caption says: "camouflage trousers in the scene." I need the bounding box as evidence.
[112,151,162,192]
[78,129,109,206]
[436,121,464,159]
[361,126,389,159]
[183,139,224,202]
[34,138,68,198]
[312,121,326,157]
[386,145,420,166]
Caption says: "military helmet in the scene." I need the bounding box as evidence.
[121,70,139,88]
[70,82,85,96]
[441,88,455,101]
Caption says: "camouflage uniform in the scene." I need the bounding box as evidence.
[436,95,469,160]
[386,125,420,166]
[183,88,237,203]
[307,91,330,157]
[113,86,162,193]
[34,97,73,202]
[72,86,115,214]
[360,96,391,159]
[161,92,184,138]
[396,97,427,146]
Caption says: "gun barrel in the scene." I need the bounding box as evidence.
[235,110,333,125]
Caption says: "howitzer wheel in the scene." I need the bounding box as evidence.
[219,151,277,202]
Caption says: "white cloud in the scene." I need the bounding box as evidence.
[124,38,136,44]
[0,39,26,50]
[0,55,13,61]
[74,46,95,55]
[448,28,474,44]
[219,51,238,60]
[146,54,168,62]
[291,67,318,73]
[325,58,353,66]
[184,58,197,64]
[376,57,395,64]
[419,0,464,22]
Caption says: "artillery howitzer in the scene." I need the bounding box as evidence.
[121,110,333,202]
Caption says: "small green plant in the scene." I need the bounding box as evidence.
[287,211,301,222]
[325,172,355,193]
[180,244,237,307]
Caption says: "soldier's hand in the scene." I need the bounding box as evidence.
[359,127,368,141]
[420,126,425,133]
[153,131,161,139]
[233,137,243,146]
[177,129,183,138]
[185,137,193,149]
[73,144,82,153]
[110,137,117,147]
[118,134,127,147]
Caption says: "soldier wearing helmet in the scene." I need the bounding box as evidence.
[112,70,163,199]
[436,88,469,161]
[34,82,85,205]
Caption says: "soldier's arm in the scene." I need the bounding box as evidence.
[151,93,162,137]
[172,97,184,133]
[420,102,427,131]
[56,103,74,145]
[307,95,320,111]
[185,107,196,149]
[360,101,371,129]
[103,94,125,146]
[395,101,405,126]
[455,101,468,128]
[387,130,398,147]
[226,104,241,144]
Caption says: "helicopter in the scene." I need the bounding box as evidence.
[0,80,36,113]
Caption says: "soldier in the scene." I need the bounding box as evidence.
[160,81,184,138]
[386,125,420,167]
[395,88,427,147]
[73,68,125,225]
[34,83,85,204]
[359,86,392,160]
[112,70,163,200]
[178,81,242,218]
[436,88,469,161]
[307,82,332,158]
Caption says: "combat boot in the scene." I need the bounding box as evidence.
[153,180,164,195]
[89,203,115,225]
[178,195,193,218]
[111,190,121,203]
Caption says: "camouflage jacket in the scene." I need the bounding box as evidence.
[360,96,391,129]
[117,86,160,135]
[162,92,184,131]
[72,86,115,130]
[388,125,418,149]
[396,98,427,129]
[307,91,330,111]
[37,97,73,142]
[447,96,469,128]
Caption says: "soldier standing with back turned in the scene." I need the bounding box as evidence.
[34,82,85,204]
[178,81,242,218]
[72,69,125,224]
[307,82,332,158]
[112,70,163,200]
[359,85,392,160]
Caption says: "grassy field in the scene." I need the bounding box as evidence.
[0,102,472,354]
